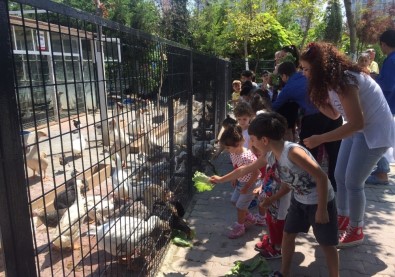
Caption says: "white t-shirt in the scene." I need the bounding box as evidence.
[242,129,250,149]
[266,142,335,205]
[328,71,395,149]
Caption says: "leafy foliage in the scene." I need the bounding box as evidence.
[223,10,292,59]
[356,0,395,51]
[189,0,230,55]
[276,0,327,48]
[323,0,343,45]
[161,0,191,44]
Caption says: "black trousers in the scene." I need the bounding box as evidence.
[299,113,343,191]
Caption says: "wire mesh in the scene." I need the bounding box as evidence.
[1,0,230,276]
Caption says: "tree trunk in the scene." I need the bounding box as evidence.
[244,37,249,70]
[344,0,357,61]
[299,11,313,49]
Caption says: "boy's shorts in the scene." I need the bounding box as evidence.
[231,181,258,210]
[284,197,338,246]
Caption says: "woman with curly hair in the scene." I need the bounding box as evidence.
[299,42,395,248]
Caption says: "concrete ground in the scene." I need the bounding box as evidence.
[158,152,395,277]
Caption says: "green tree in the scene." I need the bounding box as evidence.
[128,0,161,35]
[344,0,357,60]
[275,0,327,48]
[323,0,342,46]
[161,0,191,44]
[356,0,394,54]
[223,9,292,71]
[189,0,229,55]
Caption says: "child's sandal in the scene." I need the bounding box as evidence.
[269,271,283,277]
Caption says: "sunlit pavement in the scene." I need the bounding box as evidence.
[158,153,395,277]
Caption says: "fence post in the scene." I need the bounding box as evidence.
[0,0,37,276]
[187,51,193,196]
[95,0,109,146]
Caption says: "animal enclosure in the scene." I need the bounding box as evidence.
[0,0,230,276]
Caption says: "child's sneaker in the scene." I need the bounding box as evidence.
[228,222,245,239]
[338,226,364,248]
[259,244,282,260]
[338,215,350,232]
[254,214,266,226]
[244,213,257,228]
[254,234,270,251]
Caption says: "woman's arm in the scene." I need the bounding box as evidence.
[210,155,267,184]
[304,85,364,149]
[288,147,329,224]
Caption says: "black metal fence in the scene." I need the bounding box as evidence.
[231,58,275,83]
[0,0,230,276]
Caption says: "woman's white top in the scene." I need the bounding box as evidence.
[328,71,395,149]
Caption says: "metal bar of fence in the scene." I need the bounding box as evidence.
[1,1,231,276]
[187,52,194,197]
[0,0,37,276]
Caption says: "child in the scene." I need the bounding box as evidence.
[213,115,237,158]
[233,101,254,149]
[231,80,242,108]
[252,160,292,260]
[210,112,339,277]
[357,53,371,73]
[217,124,261,239]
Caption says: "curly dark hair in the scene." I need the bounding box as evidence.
[219,124,244,147]
[299,42,369,108]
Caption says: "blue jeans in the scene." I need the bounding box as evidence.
[372,156,390,174]
[335,132,387,227]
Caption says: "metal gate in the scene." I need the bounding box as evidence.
[0,0,230,276]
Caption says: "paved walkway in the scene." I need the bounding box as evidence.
[158,152,395,277]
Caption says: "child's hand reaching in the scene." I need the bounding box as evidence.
[253,186,262,195]
[209,175,222,184]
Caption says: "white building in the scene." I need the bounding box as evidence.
[351,0,395,13]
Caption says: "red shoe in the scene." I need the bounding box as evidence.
[259,244,282,260]
[338,215,349,232]
[338,226,364,248]
[254,234,270,251]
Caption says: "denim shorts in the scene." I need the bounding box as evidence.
[284,197,338,246]
[231,180,259,210]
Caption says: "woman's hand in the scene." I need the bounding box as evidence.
[209,175,222,184]
[303,135,323,149]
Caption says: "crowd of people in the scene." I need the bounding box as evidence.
[209,29,395,277]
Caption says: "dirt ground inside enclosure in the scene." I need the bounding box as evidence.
[0,98,204,276]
